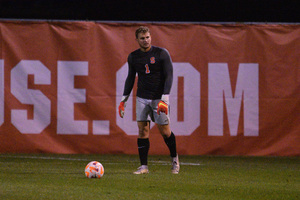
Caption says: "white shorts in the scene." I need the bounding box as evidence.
[136,97,170,125]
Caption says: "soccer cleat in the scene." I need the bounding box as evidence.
[133,165,149,174]
[171,154,180,174]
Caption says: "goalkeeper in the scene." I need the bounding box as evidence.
[118,26,179,174]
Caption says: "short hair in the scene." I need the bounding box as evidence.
[135,26,150,39]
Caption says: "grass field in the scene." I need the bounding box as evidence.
[0,154,299,200]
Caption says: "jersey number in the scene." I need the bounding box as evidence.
[145,64,150,74]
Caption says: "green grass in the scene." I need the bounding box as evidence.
[0,154,299,200]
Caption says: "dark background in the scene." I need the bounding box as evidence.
[0,0,299,22]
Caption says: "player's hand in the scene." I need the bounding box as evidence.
[118,101,126,118]
[118,95,129,118]
[157,94,169,115]
[157,100,168,115]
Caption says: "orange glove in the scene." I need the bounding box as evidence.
[118,101,126,118]
[118,95,129,118]
[157,101,168,115]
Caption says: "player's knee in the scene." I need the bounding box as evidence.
[161,132,171,139]
[157,124,171,138]
[158,129,171,138]
[138,128,149,138]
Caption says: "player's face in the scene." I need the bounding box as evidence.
[136,32,151,52]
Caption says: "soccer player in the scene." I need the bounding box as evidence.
[118,26,180,174]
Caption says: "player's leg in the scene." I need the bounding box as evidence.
[137,121,150,167]
[157,124,177,158]
[134,98,151,174]
[133,121,150,174]
[157,124,180,174]
[153,99,180,174]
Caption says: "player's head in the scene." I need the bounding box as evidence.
[135,26,151,52]
[135,26,150,38]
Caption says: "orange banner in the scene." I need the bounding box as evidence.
[0,20,299,156]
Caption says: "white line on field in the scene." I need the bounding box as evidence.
[0,155,90,161]
[150,160,203,166]
[0,155,203,166]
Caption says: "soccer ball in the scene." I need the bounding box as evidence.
[85,161,104,178]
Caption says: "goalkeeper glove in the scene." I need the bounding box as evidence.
[157,94,169,115]
[118,95,129,118]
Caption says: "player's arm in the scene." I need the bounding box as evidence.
[157,49,173,115]
[119,54,136,118]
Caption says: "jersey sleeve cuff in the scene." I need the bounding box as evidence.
[121,95,129,102]
[161,94,169,105]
